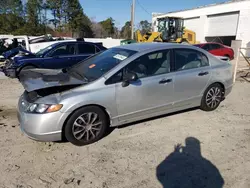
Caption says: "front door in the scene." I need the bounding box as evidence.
[173,48,211,107]
[115,50,175,122]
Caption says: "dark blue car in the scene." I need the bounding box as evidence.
[2,41,106,78]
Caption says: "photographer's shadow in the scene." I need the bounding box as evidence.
[156,137,224,188]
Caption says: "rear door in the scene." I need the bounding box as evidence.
[75,43,99,63]
[42,43,77,69]
[173,48,211,107]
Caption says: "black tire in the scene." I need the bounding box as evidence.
[64,106,108,146]
[200,83,223,111]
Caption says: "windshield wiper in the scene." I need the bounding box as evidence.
[65,69,89,82]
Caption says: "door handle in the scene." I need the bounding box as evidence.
[198,72,209,76]
[159,78,172,84]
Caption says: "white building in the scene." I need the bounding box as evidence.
[152,0,250,52]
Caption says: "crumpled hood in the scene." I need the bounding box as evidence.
[3,47,34,59]
[19,68,86,92]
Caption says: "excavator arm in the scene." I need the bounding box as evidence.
[135,30,162,43]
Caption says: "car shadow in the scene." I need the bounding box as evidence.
[156,137,224,188]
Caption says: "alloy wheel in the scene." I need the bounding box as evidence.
[205,87,222,109]
[72,112,102,141]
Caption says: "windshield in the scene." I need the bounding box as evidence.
[158,20,167,33]
[35,44,55,57]
[69,48,137,81]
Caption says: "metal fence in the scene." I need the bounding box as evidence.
[233,47,250,82]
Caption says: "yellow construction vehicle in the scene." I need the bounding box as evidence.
[135,16,197,44]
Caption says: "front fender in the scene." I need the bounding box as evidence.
[59,85,117,123]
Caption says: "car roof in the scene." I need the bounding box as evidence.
[195,42,223,46]
[54,41,99,45]
[117,42,195,52]
[51,40,107,49]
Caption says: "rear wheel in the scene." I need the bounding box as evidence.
[200,83,223,111]
[64,106,108,146]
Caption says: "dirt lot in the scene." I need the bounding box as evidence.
[0,78,250,188]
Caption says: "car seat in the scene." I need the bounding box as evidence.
[182,53,201,70]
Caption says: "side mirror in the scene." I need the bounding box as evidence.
[122,72,138,87]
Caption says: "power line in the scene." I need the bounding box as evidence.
[136,0,151,16]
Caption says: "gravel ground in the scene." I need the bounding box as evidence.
[0,78,250,188]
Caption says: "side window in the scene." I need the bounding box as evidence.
[211,44,221,50]
[78,43,96,54]
[125,50,171,79]
[95,45,101,53]
[105,70,123,85]
[175,49,209,71]
[49,44,75,57]
[202,44,210,51]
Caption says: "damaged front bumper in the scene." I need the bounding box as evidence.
[2,67,17,78]
[17,95,68,142]
[0,59,18,78]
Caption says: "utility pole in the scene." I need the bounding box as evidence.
[131,0,135,39]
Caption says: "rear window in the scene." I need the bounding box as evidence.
[78,43,96,54]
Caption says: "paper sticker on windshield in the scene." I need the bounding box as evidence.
[89,64,96,68]
[113,54,127,61]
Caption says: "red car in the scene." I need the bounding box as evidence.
[194,42,234,60]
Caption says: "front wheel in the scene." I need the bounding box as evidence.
[20,65,36,72]
[200,83,223,111]
[64,106,108,146]
[17,65,36,77]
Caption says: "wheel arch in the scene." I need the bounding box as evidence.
[207,81,225,98]
[17,63,38,72]
[213,82,225,93]
[61,104,111,140]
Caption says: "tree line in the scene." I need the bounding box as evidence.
[0,0,152,39]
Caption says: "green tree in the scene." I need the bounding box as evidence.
[0,0,23,15]
[66,0,93,37]
[91,18,107,38]
[0,0,24,34]
[138,20,151,35]
[99,17,115,37]
[47,0,68,30]
[25,0,43,35]
[121,21,131,39]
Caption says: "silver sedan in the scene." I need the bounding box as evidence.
[17,43,233,146]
